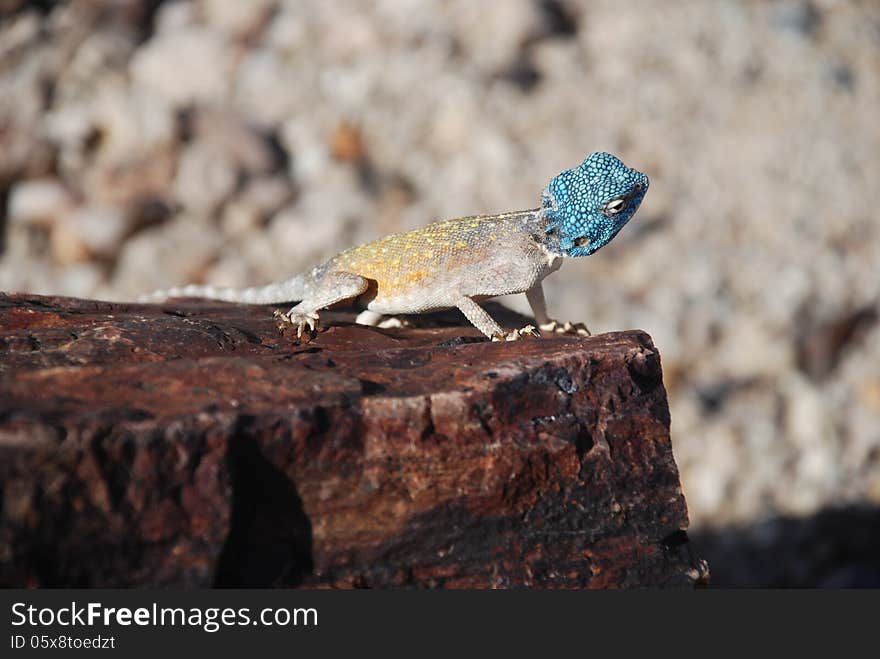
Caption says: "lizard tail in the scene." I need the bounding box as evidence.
[138,275,309,305]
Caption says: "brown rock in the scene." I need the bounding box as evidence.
[0,293,707,588]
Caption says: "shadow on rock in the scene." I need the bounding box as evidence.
[691,505,880,587]
[215,432,313,587]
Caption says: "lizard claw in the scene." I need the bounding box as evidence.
[274,309,320,342]
[538,319,591,337]
[491,325,541,342]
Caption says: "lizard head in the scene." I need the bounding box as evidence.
[542,152,649,257]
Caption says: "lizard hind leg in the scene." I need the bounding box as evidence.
[354,310,413,329]
[275,271,369,342]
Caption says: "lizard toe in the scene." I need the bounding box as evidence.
[491,325,540,341]
[539,319,591,337]
[274,309,321,343]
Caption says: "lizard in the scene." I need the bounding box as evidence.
[142,152,649,342]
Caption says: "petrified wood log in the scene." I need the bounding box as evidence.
[0,292,708,588]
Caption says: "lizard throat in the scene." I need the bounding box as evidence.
[537,215,568,259]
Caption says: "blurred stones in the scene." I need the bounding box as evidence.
[81,146,177,209]
[173,110,286,215]
[443,0,547,71]
[201,0,276,41]
[173,140,238,216]
[280,118,331,185]
[51,263,105,298]
[0,10,40,61]
[329,121,366,163]
[111,215,223,297]
[48,220,90,265]
[795,305,878,382]
[221,175,292,237]
[56,205,132,262]
[195,110,287,174]
[771,0,822,39]
[90,85,176,165]
[233,49,296,128]
[131,27,231,107]
[153,0,198,33]
[267,201,353,269]
[7,179,74,228]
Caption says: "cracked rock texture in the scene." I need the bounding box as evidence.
[0,293,706,588]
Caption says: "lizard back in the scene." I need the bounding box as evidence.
[325,209,545,309]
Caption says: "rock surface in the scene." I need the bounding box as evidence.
[0,293,706,588]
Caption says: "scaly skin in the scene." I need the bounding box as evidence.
[143,153,649,342]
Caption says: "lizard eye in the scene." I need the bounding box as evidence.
[604,198,626,216]
[574,236,590,247]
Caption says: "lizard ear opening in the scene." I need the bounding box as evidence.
[574,236,590,247]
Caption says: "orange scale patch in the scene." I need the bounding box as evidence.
[403,270,428,286]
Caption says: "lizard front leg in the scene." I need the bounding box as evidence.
[455,296,538,341]
[525,283,591,337]
[275,271,369,341]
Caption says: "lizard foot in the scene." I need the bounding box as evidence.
[538,319,591,337]
[376,316,414,329]
[491,325,541,342]
[274,309,320,342]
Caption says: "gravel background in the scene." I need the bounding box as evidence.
[2,0,879,586]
